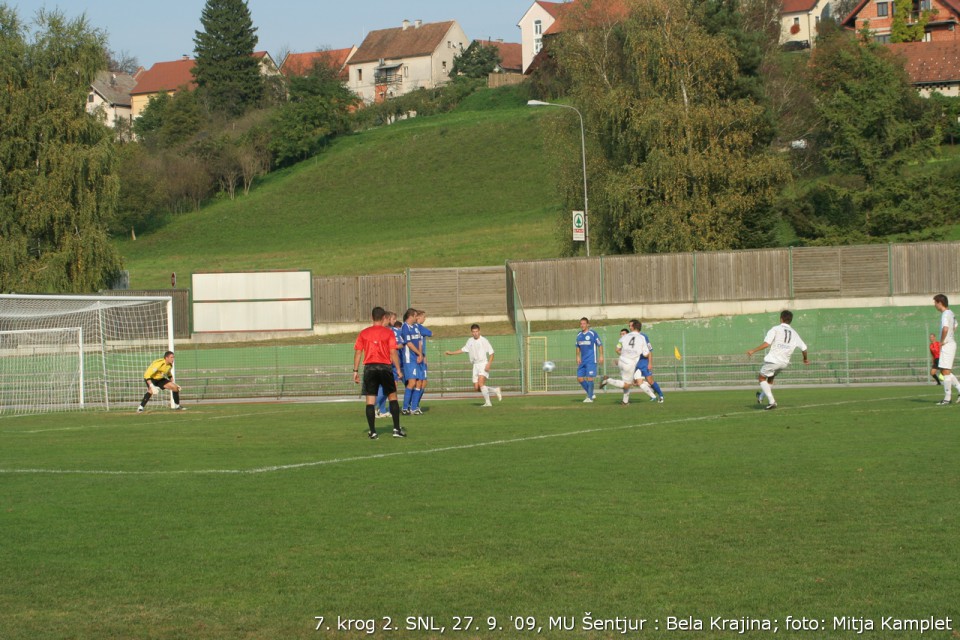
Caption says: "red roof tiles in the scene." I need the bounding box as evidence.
[351,20,458,64]
[131,57,196,96]
[476,39,523,73]
[281,47,355,79]
[886,40,960,84]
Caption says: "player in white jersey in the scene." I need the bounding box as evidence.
[444,324,502,407]
[747,310,809,410]
[932,294,960,404]
[599,320,657,403]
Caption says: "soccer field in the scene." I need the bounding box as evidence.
[1,387,957,639]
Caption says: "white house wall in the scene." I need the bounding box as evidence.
[517,3,558,73]
[350,22,468,104]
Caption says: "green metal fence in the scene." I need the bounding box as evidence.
[167,306,941,404]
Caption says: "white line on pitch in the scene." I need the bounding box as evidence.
[0,394,924,476]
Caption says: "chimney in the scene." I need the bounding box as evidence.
[402,19,410,30]
[414,19,422,28]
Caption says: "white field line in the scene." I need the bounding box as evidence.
[0,394,926,476]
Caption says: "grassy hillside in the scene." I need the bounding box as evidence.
[116,99,565,289]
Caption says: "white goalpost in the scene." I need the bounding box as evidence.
[0,294,174,416]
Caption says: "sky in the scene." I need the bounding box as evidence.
[18,1,531,69]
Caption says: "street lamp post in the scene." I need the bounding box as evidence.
[527,99,590,257]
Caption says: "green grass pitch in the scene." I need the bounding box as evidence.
[1,387,958,639]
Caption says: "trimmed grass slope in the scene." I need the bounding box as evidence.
[117,105,564,289]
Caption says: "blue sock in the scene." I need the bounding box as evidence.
[412,388,424,409]
[585,381,595,398]
[403,387,413,411]
[652,382,663,397]
[581,381,589,395]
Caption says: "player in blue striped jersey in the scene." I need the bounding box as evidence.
[635,322,665,403]
[399,308,424,414]
[575,317,604,403]
[408,309,432,415]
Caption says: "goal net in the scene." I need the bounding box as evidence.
[0,294,174,416]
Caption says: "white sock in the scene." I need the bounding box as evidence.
[944,374,956,400]
[951,374,960,392]
[760,380,775,405]
[480,385,491,403]
[623,389,631,402]
[638,381,656,399]
[608,378,626,389]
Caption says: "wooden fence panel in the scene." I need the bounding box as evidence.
[892,242,960,295]
[359,275,406,318]
[793,247,841,298]
[603,253,694,304]
[409,269,460,315]
[511,258,603,307]
[840,245,889,296]
[314,277,361,323]
[313,275,405,323]
[457,267,507,315]
[696,250,790,301]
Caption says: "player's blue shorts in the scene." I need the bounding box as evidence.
[402,362,424,381]
[637,360,652,378]
[421,361,428,380]
[577,362,597,379]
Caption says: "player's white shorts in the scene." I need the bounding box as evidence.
[472,362,491,384]
[618,358,640,383]
[759,361,789,379]
[939,342,957,371]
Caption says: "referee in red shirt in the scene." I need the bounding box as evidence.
[354,306,406,439]
[930,332,943,385]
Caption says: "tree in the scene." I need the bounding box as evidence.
[550,0,789,254]
[450,41,501,78]
[107,48,139,75]
[192,0,263,117]
[890,0,933,43]
[269,61,355,166]
[0,6,123,292]
[779,26,948,243]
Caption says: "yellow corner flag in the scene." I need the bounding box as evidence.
[674,346,682,361]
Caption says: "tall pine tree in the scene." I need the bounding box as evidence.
[0,6,123,292]
[193,0,262,117]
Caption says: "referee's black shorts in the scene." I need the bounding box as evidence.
[362,363,396,396]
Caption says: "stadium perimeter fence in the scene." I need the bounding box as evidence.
[163,306,939,405]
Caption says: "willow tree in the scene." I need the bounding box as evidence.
[0,6,122,292]
[550,0,789,254]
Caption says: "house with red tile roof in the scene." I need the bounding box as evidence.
[476,39,523,74]
[887,39,960,95]
[130,56,196,117]
[281,46,357,80]
[130,52,279,118]
[347,19,468,104]
[517,1,574,74]
[841,0,960,43]
[517,0,630,74]
[780,0,834,48]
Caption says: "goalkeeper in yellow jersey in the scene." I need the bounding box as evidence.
[138,351,185,412]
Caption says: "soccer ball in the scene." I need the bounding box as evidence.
[542,361,556,373]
